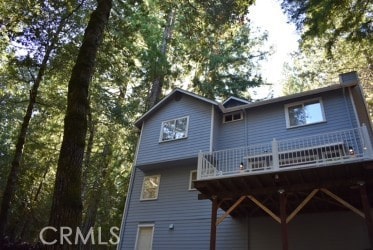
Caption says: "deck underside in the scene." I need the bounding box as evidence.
[194,160,373,218]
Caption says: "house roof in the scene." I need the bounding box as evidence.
[221,83,357,113]
[222,96,250,108]
[134,88,218,128]
[135,82,357,128]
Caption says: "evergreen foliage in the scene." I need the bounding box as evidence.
[281,0,372,117]
[0,0,268,247]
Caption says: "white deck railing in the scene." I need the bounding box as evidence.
[197,125,373,180]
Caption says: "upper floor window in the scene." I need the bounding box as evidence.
[285,98,326,128]
[141,175,160,200]
[160,116,189,142]
[223,111,243,123]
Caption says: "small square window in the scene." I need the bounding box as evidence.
[160,116,189,142]
[189,170,197,190]
[141,175,160,200]
[285,98,325,128]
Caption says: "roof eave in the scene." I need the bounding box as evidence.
[134,88,218,128]
[223,83,356,113]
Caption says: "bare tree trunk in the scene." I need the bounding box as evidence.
[19,164,50,240]
[147,8,176,109]
[46,0,112,248]
[0,35,55,238]
[0,3,84,238]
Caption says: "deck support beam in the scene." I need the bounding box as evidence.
[359,182,373,249]
[279,190,289,250]
[320,188,365,218]
[216,196,246,226]
[287,189,319,223]
[247,195,280,223]
[210,196,219,250]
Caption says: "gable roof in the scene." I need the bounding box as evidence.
[222,96,250,108]
[135,81,358,128]
[220,83,357,113]
[134,88,218,128]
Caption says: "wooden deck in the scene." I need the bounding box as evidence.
[197,125,373,180]
[194,160,373,250]
[194,125,373,250]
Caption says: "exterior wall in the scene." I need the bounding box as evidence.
[120,164,248,250]
[212,108,222,151]
[216,88,358,150]
[248,211,369,250]
[136,87,360,163]
[120,86,371,250]
[136,95,213,166]
[350,85,373,144]
[217,111,247,149]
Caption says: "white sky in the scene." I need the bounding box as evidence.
[248,0,300,99]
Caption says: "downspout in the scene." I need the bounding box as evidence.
[342,87,355,128]
[210,105,215,152]
[348,83,373,152]
[117,121,145,250]
[355,81,373,131]
[244,108,248,147]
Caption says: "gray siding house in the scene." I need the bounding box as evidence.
[118,72,373,250]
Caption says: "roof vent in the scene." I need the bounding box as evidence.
[339,71,359,86]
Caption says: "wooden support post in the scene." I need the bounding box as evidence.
[272,139,279,170]
[279,190,289,250]
[359,183,373,249]
[210,197,219,250]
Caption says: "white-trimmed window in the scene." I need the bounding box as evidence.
[135,224,154,250]
[160,116,189,142]
[285,98,326,128]
[223,111,243,123]
[141,175,160,200]
[189,170,197,190]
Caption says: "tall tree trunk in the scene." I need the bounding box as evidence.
[0,3,84,238]
[147,8,176,109]
[81,103,95,203]
[81,144,111,250]
[0,31,58,238]
[19,164,50,240]
[46,0,112,248]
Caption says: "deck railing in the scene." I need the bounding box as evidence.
[197,125,373,180]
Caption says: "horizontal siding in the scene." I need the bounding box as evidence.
[217,89,358,149]
[120,87,368,249]
[217,116,247,149]
[120,165,248,249]
[137,95,212,165]
[213,108,221,151]
[350,86,373,142]
[152,219,211,250]
[125,168,210,222]
[249,211,369,250]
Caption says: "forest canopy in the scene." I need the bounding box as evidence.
[0,0,268,246]
[0,0,371,248]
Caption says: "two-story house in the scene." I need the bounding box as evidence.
[118,72,373,250]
